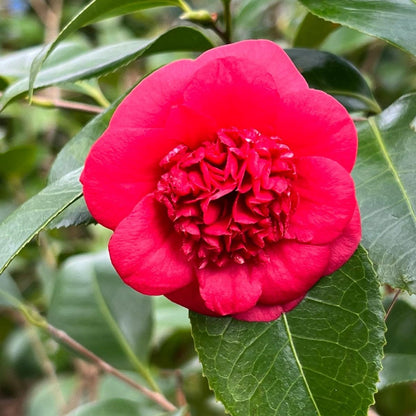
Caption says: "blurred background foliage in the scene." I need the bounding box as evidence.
[0,0,415,415]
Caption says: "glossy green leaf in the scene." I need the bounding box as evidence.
[0,272,22,308]
[0,27,213,110]
[294,13,338,48]
[286,48,380,113]
[354,94,416,293]
[28,0,188,96]
[65,399,142,416]
[190,247,385,416]
[0,168,82,275]
[0,42,87,82]
[298,0,416,56]
[48,251,153,371]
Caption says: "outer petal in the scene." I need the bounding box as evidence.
[109,195,194,295]
[108,59,196,130]
[196,263,262,315]
[288,156,356,244]
[324,205,361,275]
[256,240,331,305]
[81,127,178,230]
[233,296,304,322]
[165,280,219,317]
[275,89,357,172]
[182,56,281,136]
[194,39,308,95]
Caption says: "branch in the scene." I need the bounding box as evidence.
[30,95,104,113]
[45,323,177,413]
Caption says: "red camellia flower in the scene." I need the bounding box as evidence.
[80,40,361,322]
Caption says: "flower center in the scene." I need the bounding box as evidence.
[155,128,298,268]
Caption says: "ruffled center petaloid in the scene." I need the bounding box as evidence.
[155,127,298,268]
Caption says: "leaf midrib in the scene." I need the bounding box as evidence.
[282,313,322,416]
[368,117,416,228]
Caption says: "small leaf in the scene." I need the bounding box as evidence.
[298,0,416,57]
[286,48,380,113]
[294,13,338,48]
[48,251,152,370]
[28,0,189,96]
[190,247,385,416]
[1,27,213,110]
[0,168,82,275]
[354,93,416,293]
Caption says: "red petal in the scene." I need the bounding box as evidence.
[182,56,281,136]
[195,39,308,96]
[324,205,361,275]
[109,195,194,295]
[289,157,356,244]
[165,280,219,317]
[233,296,304,322]
[256,240,331,305]
[275,89,357,172]
[81,127,179,230]
[108,59,196,130]
[196,263,262,315]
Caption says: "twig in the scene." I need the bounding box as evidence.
[45,324,177,412]
[384,289,402,321]
[30,95,104,113]
[221,0,232,43]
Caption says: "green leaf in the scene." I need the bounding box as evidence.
[298,0,416,57]
[294,13,338,48]
[0,27,214,110]
[26,376,78,416]
[378,296,416,389]
[65,398,142,416]
[0,168,82,275]
[47,91,124,228]
[48,251,153,372]
[0,272,23,308]
[0,42,87,82]
[190,247,385,416]
[286,48,380,113]
[233,0,278,40]
[28,0,188,97]
[354,93,416,293]
[378,354,416,390]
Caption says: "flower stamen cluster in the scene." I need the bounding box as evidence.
[155,128,298,268]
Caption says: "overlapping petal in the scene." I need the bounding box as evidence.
[81,127,182,230]
[196,263,262,315]
[324,206,361,275]
[288,156,356,244]
[182,56,281,136]
[109,195,194,295]
[275,89,357,172]
[194,39,309,96]
[256,240,331,305]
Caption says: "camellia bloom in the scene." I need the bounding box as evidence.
[80,40,361,322]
